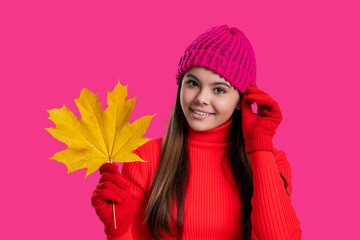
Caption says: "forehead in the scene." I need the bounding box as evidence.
[184,66,229,83]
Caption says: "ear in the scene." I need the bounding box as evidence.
[236,98,242,110]
[235,93,243,110]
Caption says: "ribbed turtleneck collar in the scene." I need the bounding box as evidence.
[187,116,233,144]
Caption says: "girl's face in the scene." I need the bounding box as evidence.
[180,66,242,132]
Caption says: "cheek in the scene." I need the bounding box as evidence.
[180,89,192,106]
[214,97,238,113]
[180,89,189,112]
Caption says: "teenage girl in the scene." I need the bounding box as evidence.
[91,25,302,240]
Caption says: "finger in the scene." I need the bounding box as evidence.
[257,107,276,117]
[91,189,107,207]
[254,97,282,119]
[99,163,119,175]
[96,181,130,200]
[245,82,257,93]
[100,172,128,189]
[246,94,281,118]
[241,95,256,116]
[246,87,268,95]
[244,94,276,109]
[258,107,282,122]
[249,82,257,88]
[246,85,270,96]
[94,188,124,203]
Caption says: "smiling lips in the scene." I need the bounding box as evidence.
[191,108,214,119]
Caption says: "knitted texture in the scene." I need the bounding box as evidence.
[91,163,134,238]
[241,83,283,154]
[176,24,256,93]
[108,117,302,239]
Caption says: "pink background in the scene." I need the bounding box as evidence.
[1,0,359,239]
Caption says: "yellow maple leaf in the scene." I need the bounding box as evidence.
[45,80,155,178]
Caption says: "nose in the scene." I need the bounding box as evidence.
[195,88,211,105]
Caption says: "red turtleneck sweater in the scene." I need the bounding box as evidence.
[112,117,302,239]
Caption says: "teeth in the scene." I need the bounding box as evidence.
[193,110,212,116]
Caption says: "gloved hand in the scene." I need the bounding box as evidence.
[241,82,282,154]
[91,163,133,237]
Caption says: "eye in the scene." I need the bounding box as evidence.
[214,87,226,94]
[186,79,198,87]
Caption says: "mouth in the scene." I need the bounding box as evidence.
[190,108,215,117]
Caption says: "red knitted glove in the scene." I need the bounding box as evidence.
[241,83,282,154]
[91,163,133,237]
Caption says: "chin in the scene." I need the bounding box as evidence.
[187,119,216,131]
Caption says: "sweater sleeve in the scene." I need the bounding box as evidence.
[107,149,150,240]
[249,148,302,240]
[273,148,293,197]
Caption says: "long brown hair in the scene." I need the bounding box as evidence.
[144,82,254,239]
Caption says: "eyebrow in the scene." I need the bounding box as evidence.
[184,73,232,89]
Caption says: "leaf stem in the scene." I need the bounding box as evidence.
[113,202,117,229]
[108,160,117,230]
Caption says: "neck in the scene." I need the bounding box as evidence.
[187,116,233,143]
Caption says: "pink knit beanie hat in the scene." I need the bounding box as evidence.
[176,24,256,93]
